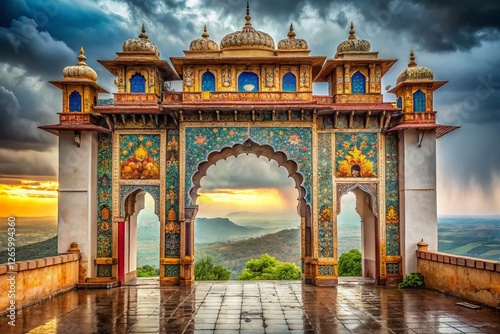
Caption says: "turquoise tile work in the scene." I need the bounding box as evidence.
[317,133,334,258]
[184,126,313,205]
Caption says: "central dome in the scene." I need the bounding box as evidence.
[220,3,275,51]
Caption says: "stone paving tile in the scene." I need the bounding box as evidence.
[1,281,499,333]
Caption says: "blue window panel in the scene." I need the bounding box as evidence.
[201,71,216,92]
[397,97,402,109]
[413,90,426,112]
[238,72,259,92]
[69,90,81,112]
[351,71,366,94]
[130,73,146,93]
[282,72,297,92]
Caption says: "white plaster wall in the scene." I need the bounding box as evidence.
[399,129,438,276]
[58,131,97,277]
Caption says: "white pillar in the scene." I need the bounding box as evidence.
[399,129,437,275]
[57,131,98,278]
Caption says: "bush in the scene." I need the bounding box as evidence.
[398,272,424,288]
[338,249,362,276]
[137,265,159,277]
[238,254,301,280]
[195,256,231,280]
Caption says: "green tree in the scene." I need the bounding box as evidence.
[338,249,362,276]
[137,265,159,277]
[238,254,301,280]
[195,256,231,280]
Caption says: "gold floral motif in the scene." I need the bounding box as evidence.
[336,146,376,177]
[386,205,399,223]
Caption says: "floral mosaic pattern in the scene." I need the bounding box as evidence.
[120,134,160,179]
[318,133,334,258]
[97,134,113,277]
[185,127,313,205]
[318,265,335,276]
[335,133,378,177]
[385,133,400,257]
[386,263,400,275]
[165,264,180,277]
[166,130,181,259]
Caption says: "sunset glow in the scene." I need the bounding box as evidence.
[197,187,297,218]
[0,178,57,217]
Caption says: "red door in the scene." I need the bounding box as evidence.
[118,221,125,282]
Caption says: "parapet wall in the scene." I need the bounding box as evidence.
[0,253,79,314]
[417,250,500,309]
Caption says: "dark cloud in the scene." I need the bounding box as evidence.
[0,149,56,177]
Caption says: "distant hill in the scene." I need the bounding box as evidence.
[195,217,277,243]
[195,228,301,279]
[224,211,300,229]
[0,236,58,264]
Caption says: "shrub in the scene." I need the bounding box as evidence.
[398,272,424,288]
[338,249,362,276]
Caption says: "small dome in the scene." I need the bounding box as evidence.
[63,47,97,81]
[396,50,434,84]
[220,3,275,51]
[122,25,160,57]
[336,22,371,53]
[278,23,308,50]
[190,25,219,51]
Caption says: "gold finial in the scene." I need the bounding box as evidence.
[288,23,296,38]
[202,25,209,38]
[245,1,252,27]
[408,50,417,67]
[348,22,356,40]
[77,47,87,64]
[139,24,148,39]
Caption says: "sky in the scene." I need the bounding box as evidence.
[0,0,499,217]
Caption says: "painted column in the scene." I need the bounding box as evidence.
[399,129,437,275]
[58,131,98,280]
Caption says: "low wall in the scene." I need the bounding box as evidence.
[0,253,79,314]
[417,250,500,309]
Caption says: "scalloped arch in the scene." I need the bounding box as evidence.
[188,138,309,218]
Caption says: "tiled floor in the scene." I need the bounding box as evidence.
[1,280,498,333]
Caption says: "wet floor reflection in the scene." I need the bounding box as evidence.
[0,281,497,333]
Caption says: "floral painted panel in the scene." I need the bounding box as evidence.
[317,133,333,258]
[166,130,181,259]
[120,134,160,179]
[335,133,378,177]
[97,134,113,273]
[185,127,313,205]
[385,133,400,257]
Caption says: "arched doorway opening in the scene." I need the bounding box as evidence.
[337,186,378,281]
[187,139,313,282]
[120,189,160,282]
[194,153,301,279]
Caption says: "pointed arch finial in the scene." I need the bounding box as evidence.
[408,50,417,67]
[245,1,252,27]
[77,46,87,64]
[288,23,296,38]
[139,24,148,39]
[202,25,209,38]
[348,22,356,40]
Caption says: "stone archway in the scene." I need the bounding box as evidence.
[336,183,379,281]
[184,138,313,283]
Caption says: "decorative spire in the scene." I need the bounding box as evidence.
[408,50,417,67]
[77,47,87,64]
[139,24,148,39]
[202,25,209,38]
[348,22,356,40]
[245,1,252,27]
[288,23,296,38]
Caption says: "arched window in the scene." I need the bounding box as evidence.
[413,90,426,112]
[397,97,402,109]
[130,73,146,93]
[201,71,216,92]
[69,90,81,112]
[282,72,297,92]
[351,71,366,94]
[238,72,259,92]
